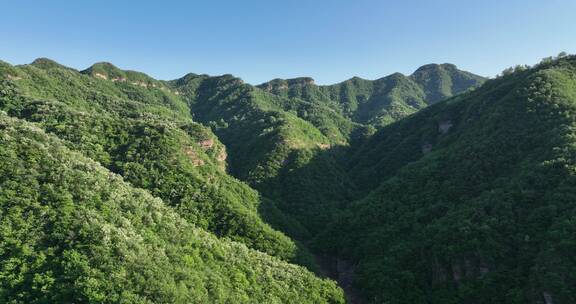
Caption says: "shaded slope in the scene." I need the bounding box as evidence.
[321,56,576,303]
[171,74,357,237]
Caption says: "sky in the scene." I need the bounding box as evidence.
[1,0,575,85]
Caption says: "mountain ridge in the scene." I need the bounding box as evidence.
[257,63,486,126]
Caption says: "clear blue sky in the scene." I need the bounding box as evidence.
[2,0,575,84]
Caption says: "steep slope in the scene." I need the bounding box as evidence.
[258,64,486,126]
[320,56,576,303]
[0,59,302,262]
[170,74,357,237]
[0,112,345,303]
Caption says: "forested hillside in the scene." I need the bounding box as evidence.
[0,113,344,303]
[0,59,303,261]
[2,54,574,304]
[319,55,576,303]
[169,64,484,238]
[169,73,358,238]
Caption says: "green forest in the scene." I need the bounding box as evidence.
[1,54,575,303]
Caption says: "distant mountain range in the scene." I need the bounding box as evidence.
[258,63,486,126]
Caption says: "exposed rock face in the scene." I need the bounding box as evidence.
[543,292,554,304]
[82,63,163,89]
[431,257,491,286]
[97,74,161,89]
[183,146,204,166]
[130,81,147,87]
[452,263,463,282]
[6,75,22,81]
[94,73,108,80]
[199,139,214,149]
[217,150,227,162]
[196,138,227,168]
[301,77,315,85]
[431,257,448,284]
[315,255,363,304]
[422,143,433,154]
[337,259,355,290]
[479,264,490,276]
[438,120,453,134]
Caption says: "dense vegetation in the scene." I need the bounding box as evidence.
[0,113,344,303]
[0,59,304,262]
[168,64,484,238]
[2,54,574,304]
[319,55,576,303]
[169,74,358,237]
[258,64,485,127]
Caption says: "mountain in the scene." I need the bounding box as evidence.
[2,54,575,304]
[319,55,576,303]
[0,59,348,302]
[168,73,357,238]
[258,63,486,126]
[167,64,483,239]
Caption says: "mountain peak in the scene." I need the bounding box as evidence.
[30,58,70,70]
[386,72,408,79]
[349,76,365,81]
[288,77,315,85]
[81,62,156,84]
[81,62,123,78]
[258,77,315,92]
[89,61,120,70]
[410,63,486,103]
[411,63,457,75]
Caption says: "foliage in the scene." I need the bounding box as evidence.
[170,74,357,236]
[0,60,302,262]
[258,64,485,127]
[0,113,344,303]
[320,56,576,303]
